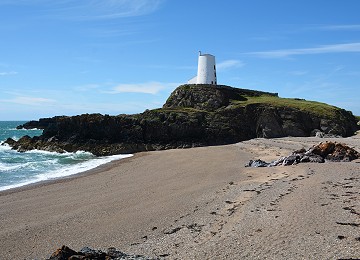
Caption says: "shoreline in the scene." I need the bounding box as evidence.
[2,133,359,196]
[0,153,137,196]
[0,137,359,259]
[0,150,134,195]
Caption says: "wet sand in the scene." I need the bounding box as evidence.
[0,135,359,259]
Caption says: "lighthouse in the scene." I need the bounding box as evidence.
[188,51,217,85]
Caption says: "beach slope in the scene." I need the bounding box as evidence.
[0,136,359,259]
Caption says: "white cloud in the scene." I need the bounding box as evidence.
[0,71,18,76]
[0,0,164,20]
[247,42,360,58]
[109,81,179,94]
[2,96,56,105]
[217,60,244,71]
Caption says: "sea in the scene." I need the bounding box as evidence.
[0,121,132,192]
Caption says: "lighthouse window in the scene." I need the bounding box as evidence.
[214,65,216,70]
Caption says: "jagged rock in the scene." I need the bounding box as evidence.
[5,84,359,156]
[308,141,359,161]
[325,142,359,161]
[245,159,270,167]
[315,131,325,138]
[311,129,319,136]
[16,116,65,130]
[308,154,325,163]
[48,245,78,260]
[3,137,16,146]
[246,141,359,167]
[311,142,335,157]
[47,245,156,260]
[282,154,301,166]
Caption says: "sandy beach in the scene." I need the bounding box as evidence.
[1,135,360,259]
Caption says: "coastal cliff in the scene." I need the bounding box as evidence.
[6,84,359,156]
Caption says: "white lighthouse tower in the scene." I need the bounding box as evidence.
[188,51,217,85]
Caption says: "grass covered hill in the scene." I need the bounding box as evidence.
[165,84,350,121]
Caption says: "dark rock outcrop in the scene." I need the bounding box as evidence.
[47,245,155,260]
[246,141,360,167]
[16,116,65,129]
[5,84,359,156]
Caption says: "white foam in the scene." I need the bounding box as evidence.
[0,159,57,173]
[24,128,42,131]
[25,149,93,157]
[0,154,133,191]
[0,142,10,149]
[9,127,43,131]
[0,162,26,171]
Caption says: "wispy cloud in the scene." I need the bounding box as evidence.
[317,24,360,31]
[1,96,56,105]
[0,0,164,20]
[247,42,360,58]
[217,60,244,71]
[0,71,18,76]
[84,27,139,38]
[109,81,179,94]
[286,66,345,96]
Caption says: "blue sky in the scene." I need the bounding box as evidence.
[0,0,359,120]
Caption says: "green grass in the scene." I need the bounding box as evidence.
[231,95,341,118]
[156,94,344,119]
[152,107,206,113]
[151,83,351,121]
[355,116,360,125]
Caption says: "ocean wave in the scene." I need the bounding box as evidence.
[26,149,94,156]
[38,154,133,180]
[0,162,24,171]
[10,128,42,131]
[0,154,133,192]
[0,159,57,172]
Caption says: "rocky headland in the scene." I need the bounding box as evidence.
[5,84,359,156]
